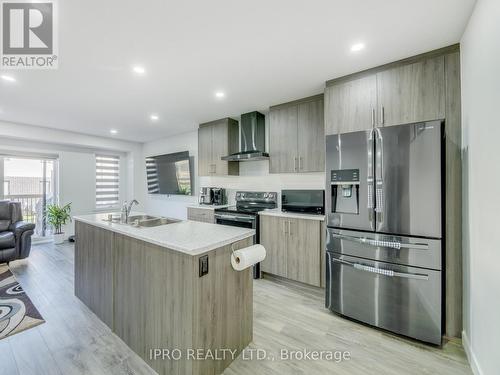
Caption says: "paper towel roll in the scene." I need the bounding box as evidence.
[231,244,266,271]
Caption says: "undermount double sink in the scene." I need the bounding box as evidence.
[104,214,180,228]
[128,215,180,227]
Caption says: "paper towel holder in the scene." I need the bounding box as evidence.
[231,243,241,264]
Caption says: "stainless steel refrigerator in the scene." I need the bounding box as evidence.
[325,121,443,345]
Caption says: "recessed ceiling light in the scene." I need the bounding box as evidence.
[110,129,118,135]
[1,74,16,82]
[215,91,225,99]
[350,43,365,52]
[150,114,159,121]
[132,66,146,75]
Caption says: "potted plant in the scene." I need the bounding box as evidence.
[46,203,72,244]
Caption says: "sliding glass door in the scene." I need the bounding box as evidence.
[1,156,58,241]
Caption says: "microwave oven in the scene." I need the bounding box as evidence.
[281,190,325,215]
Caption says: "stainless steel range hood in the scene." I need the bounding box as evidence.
[221,111,269,161]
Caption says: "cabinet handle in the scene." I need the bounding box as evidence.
[293,157,298,172]
[371,108,375,127]
[299,156,303,171]
[288,221,292,236]
[283,220,287,234]
[380,106,385,125]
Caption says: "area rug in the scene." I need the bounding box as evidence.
[0,264,44,340]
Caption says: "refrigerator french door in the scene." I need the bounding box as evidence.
[325,120,444,345]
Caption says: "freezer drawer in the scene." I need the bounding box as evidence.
[326,228,441,270]
[326,253,442,345]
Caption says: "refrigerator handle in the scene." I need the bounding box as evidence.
[332,258,430,281]
[332,233,430,251]
[367,130,375,228]
[374,128,384,220]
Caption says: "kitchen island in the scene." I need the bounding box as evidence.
[73,213,255,375]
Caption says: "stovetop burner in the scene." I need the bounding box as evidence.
[214,191,278,215]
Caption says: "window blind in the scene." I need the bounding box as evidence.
[96,154,120,208]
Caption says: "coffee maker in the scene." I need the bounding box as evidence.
[199,187,214,205]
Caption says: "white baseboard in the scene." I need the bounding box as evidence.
[462,330,483,375]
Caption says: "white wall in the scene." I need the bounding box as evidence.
[0,121,146,235]
[460,1,500,374]
[201,161,324,205]
[142,127,325,220]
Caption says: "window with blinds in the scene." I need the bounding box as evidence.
[95,154,120,208]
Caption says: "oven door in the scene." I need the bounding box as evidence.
[214,213,256,234]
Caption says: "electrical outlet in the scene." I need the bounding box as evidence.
[199,255,209,277]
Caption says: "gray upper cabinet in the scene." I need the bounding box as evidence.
[198,118,239,176]
[269,95,324,173]
[325,75,377,135]
[212,120,232,175]
[269,105,298,173]
[198,125,212,176]
[325,54,446,134]
[297,98,325,172]
[376,56,446,127]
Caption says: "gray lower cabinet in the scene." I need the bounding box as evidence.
[198,118,239,176]
[187,207,215,223]
[260,215,321,287]
[324,75,377,135]
[377,55,445,127]
[269,95,324,173]
[260,215,287,278]
[286,218,321,286]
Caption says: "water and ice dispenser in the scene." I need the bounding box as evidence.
[330,169,360,215]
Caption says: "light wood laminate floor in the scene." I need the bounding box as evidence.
[1,242,471,375]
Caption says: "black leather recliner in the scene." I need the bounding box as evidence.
[0,201,35,264]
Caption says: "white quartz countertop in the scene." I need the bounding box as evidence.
[259,208,325,221]
[74,213,255,256]
[187,204,231,210]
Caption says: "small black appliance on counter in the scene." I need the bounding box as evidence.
[212,188,226,206]
[281,190,325,215]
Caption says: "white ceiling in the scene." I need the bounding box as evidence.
[0,0,476,143]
